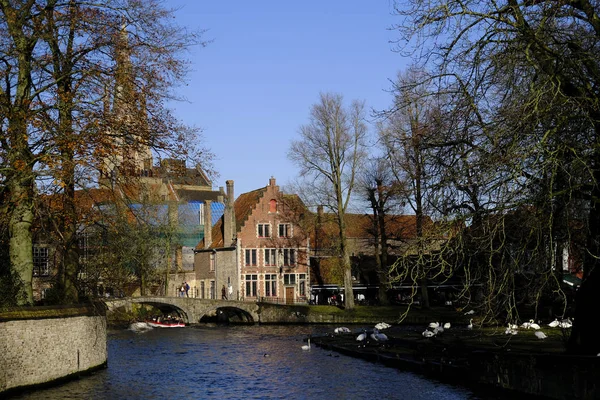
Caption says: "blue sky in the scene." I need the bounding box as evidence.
[166,1,407,196]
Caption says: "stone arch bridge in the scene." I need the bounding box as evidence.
[104,296,261,324]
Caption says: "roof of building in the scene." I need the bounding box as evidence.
[196,181,425,252]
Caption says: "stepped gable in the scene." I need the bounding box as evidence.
[196,186,267,250]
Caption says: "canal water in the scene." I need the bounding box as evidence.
[14,324,498,399]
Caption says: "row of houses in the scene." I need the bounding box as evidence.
[30,161,426,305]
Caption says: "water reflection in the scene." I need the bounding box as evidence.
[13,324,483,399]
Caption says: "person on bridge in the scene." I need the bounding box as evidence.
[222,285,227,300]
[184,281,190,297]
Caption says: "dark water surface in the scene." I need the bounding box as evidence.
[13,324,493,399]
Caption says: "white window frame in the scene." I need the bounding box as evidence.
[264,248,276,266]
[33,246,49,276]
[278,223,292,238]
[257,223,271,238]
[245,249,257,266]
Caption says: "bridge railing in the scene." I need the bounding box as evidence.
[256,296,309,305]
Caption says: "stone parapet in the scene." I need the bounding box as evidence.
[0,306,107,395]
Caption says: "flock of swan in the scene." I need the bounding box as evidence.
[422,321,454,338]
[418,314,573,340]
[301,321,393,351]
[302,314,575,351]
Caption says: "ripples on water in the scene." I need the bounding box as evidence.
[13,324,485,400]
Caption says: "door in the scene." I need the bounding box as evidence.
[285,287,294,305]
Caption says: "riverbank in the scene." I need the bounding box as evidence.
[310,323,599,400]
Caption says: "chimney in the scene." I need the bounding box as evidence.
[204,200,212,249]
[269,176,276,187]
[223,180,236,246]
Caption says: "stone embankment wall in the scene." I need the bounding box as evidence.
[0,305,107,395]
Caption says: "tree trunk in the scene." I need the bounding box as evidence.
[8,165,35,306]
[338,211,354,310]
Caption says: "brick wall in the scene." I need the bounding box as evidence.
[0,314,107,394]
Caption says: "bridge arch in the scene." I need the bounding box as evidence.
[199,306,254,324]
[103,297,260,324]
[133,300,189,323]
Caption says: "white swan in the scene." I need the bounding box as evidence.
[443,322,451,329]
[301,338,311,350]
[528,319,541,330]
[467,319,473,330]
[356,332,367,342]
[334,327,351,334]
[422,330,435,338]
[428,321,440,329]
[464,309,475,315]
[534,331,547,340]
[548,319,559,328]
[375,322,391,330]
[505,325,518,335]
[371,329,389,342]
[558,318,572,329]
[433,326,444,335]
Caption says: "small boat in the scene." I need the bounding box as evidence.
[146,320,186,328]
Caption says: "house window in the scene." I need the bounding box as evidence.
[78,233,90,263]
[299,274,306,296]
[257,223,271,238]
[201,281,205,299]
[269,199,277,213]
[210,253,215,271]
[283,249,296,266]
[264,249,276,266]
[284,274,296,285]
[265,274,277,297]
[33,246,49,276]
[278,223,292,238]
[245,274,258,297]
[210,280,215,299]
[245,249,257,266]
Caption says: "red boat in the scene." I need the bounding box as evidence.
[146,320,185,328]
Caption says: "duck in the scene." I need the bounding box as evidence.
[301,338,311,350]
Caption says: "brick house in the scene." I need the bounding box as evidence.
[194,177,311,304]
